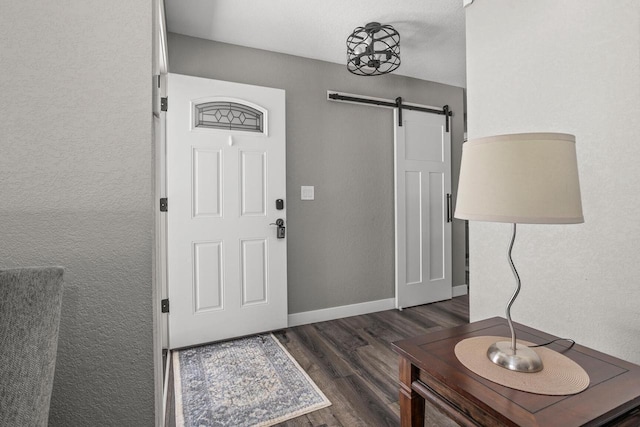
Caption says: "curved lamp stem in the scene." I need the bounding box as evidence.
[506,223,520,352]
[486,222,543,372]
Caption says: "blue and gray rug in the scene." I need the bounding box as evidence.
[173,334,331,426]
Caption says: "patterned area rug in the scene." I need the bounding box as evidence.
[173,334,331,427]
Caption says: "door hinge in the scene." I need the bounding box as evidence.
[161,298,169,313]
[161,97,168,112]
[160,198,168,212]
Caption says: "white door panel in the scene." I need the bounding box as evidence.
[395,109,452,309]
[167,73,286,349]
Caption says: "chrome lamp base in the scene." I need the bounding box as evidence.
[487,341,543,373]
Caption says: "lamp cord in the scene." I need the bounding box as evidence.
[506,224,576,354]
[505,223,520,352]
[529,338,576,352]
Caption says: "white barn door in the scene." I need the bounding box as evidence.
[394,109,452,309]
[167,73,287,349]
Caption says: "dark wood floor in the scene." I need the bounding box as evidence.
[166,295,469,427]
[272,296,468,427]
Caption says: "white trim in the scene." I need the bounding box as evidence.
[288,298,395,327]
[453,284,468,297]
[172,351,185,427]
[158,0,168,74]
[162,350,171,422]
[152,111,165,427]
[153,1,168,423]
[288,289,467,327]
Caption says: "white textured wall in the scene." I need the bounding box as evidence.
[0,1,154,425]
[465,0,640,363]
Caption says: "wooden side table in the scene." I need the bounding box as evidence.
[391,317,640,427]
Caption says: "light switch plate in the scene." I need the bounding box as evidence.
[301,186,314,200]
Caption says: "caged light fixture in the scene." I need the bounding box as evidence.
[346,22,400,76]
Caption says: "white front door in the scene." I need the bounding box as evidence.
[394,109,452,309]
[167,73,287,349]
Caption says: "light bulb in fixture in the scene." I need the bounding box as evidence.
[353,44,366,56]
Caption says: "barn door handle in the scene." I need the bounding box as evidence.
[446,194,452,223]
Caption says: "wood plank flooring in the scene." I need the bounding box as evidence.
[166,295,468,427]
[272,296,468,427]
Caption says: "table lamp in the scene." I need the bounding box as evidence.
[455,133,583,373]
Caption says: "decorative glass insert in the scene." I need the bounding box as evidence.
[194,101,264,133]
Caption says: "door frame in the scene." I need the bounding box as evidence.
[152,0,168,425]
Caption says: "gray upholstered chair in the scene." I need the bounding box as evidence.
[0,267,64,427]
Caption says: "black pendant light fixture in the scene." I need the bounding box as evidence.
[346,22,400,76]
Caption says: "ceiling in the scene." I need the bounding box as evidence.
[164,0,467,88]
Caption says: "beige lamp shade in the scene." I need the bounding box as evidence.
[455,133,583,224]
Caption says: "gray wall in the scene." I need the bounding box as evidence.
[466,0,640,364]
[168,34,466,314]
[0,1,155,425]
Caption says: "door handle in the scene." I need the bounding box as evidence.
[446,193,452,223]
[269,218,286,239]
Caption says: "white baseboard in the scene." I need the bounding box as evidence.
[288,286,468,328]
[453,284,468,297]
[288,298,396,327]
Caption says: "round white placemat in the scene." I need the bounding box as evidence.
[455,336,590,395]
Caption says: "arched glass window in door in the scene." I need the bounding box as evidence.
[194,101,264,133]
